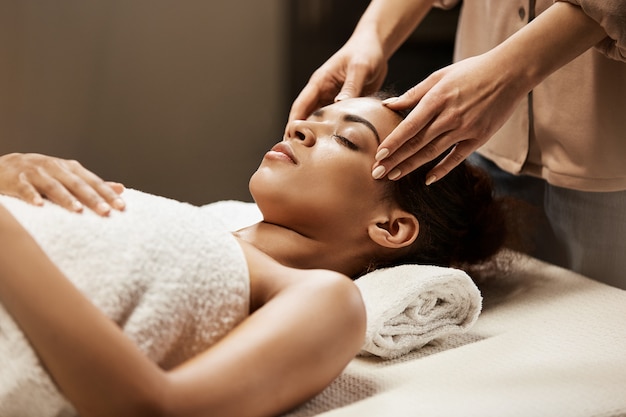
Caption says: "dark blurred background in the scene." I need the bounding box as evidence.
[0,0,458,205]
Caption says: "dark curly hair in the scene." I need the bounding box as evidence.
[364,92,513,276]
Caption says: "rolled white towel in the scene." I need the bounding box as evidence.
[356,264,482,359]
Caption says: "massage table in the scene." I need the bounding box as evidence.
[284,253,626,417]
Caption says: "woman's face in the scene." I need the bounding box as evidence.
[249,97,402,239]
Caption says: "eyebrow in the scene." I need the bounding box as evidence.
[312,109,380,144]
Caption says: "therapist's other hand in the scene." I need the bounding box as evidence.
[372,53,527,183]
[288,34,388,123]
[0,153,125,216]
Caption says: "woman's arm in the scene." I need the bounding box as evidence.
[0,203,167,416]
[0,153,125,215]
[0,205,365,417]
[162,240,366,417]
[288,0,436,122]
[557,0,626,61]
[375,1,608,182]
[352,0,436,62]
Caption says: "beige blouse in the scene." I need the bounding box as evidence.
[434,0,626,192]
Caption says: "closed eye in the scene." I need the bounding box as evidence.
[333,134,358,151]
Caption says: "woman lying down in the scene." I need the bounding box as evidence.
[0,95,510,417]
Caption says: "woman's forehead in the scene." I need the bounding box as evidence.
[320,97,402,135]
[321,97,383,114]
[316,98,401,130]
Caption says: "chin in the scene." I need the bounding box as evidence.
[249,167,297,208]
[248,170,268,206]
[248,175,283,221]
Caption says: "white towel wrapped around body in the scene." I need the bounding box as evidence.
[0,189,250,417]
[356,264,482,360]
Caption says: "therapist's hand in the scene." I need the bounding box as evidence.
[372,53,528,184]
[288,33,388,123]
[0,153,125,216]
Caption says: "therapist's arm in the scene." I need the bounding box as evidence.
[376,2,607,183]
[350,0,436,62]
[0,153,125,215]
[288,0,436,123]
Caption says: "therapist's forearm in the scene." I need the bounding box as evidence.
[0,205,167,417]
[488,2,606,94]
[353,0,437,60]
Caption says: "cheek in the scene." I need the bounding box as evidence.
[306,155,378,210]
[249,143,385,226]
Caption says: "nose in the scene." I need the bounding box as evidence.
[284,119,316,146]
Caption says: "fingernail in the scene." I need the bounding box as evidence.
[382,97,399,105]
[113,198,126,210]
[335,93,350,102]
[97,201,111,214]
[388,169,402,181]
[374,148,389,162]
[111,181,126,190]
[425,175,437,186]
[72,200,83,212]
[33,196,44,206]
[372,165,386,180]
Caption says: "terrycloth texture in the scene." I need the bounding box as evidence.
[355,264,482,359]
[0,189,249,417]
[283,254,626,417]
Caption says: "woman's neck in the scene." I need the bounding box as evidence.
[233,221,367,277]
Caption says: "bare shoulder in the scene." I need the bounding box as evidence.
[234,237,365,317]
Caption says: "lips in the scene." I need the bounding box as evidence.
[268,142,298,164]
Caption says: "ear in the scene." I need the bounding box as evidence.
[367,209,419,249]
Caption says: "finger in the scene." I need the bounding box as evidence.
[334,61,370,101]
[373,107,451,181]
[377,109,433,161]
[94,181,126,211]
[373,127,463,181]
[72,165,126,211]
[374,137,447,181]
[288,70,340,124]
[288,85,322,124]
[385,137,476,183]
[61,161,125,215]
[361,65,387,97]
[424,140,478,185]
[376,73,444,158]
[13,173,45,206]
[376,90,440,159]
[381,75,436,111]
[28,170,84,213]
[34,160,110,215]
[106,181,126,195]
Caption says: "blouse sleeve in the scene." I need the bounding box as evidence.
[556,0,626,62]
